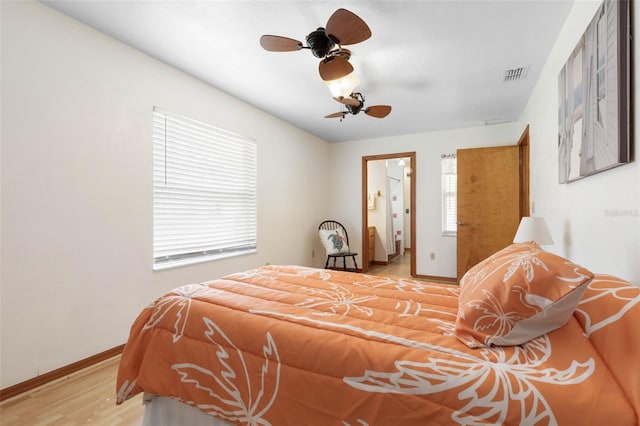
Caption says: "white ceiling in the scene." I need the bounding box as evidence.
[41,0,574,143]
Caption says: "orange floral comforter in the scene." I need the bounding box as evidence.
[117,266,640,425]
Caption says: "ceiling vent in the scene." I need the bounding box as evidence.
[484,118,512,126]
[503,66,528,82]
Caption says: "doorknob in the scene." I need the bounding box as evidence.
[457,222,467,226]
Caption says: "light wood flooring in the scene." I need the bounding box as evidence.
[0,257,416,425]
[366,251,412,278]
[0,356,144,425]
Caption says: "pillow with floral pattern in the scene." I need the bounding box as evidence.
[455,242,594,348]
[319,229,350,254]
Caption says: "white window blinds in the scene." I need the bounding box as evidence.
[153,107,257,269]
[441,154,457,236]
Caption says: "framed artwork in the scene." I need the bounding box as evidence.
[558,0,631,183]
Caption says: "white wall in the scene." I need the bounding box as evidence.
[520,1,639,285]
[329,123,522,278]
[0,1,330,389]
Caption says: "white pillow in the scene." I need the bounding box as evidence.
[319,229,350,254]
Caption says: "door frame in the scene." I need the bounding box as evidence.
[518,124,530,217]
[361,152,416,276]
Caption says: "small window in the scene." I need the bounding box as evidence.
[153,107,257,270]
[441,154,457,236]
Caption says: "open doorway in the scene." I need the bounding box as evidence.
[361,152,416,277]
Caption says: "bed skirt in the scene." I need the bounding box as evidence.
[143,393,234,426]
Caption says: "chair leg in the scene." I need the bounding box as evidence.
[343,256,347,270]
[352,255,358,271]
[325,257,329,269]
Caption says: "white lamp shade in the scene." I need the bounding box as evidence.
[513,216,554,245]
[324,72,360,98]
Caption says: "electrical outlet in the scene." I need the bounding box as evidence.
[430,252,436,260]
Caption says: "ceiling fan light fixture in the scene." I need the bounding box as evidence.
[324,72,359,98]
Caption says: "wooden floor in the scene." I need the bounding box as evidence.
[0,257,417,425]
[368,252,454,284]
[367,251,412,278]
[0,356,144,425]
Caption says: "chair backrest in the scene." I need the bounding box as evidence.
[318,220,350,245]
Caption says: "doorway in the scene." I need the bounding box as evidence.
[361,152,416,276]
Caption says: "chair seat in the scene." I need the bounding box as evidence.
[325,252,358,271]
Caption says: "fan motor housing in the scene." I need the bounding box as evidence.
[306,27,335,58]
[347,93,365,115]
[347,104,363,115]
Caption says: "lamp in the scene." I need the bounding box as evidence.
[324,72,360,98]
[513,216,554,245]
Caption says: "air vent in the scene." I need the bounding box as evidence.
[484,118,512,126]
[503,66,528,82]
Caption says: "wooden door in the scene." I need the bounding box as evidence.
[456,145,521,282]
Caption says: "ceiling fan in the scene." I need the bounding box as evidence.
[259,8,371,81]
[325,93,392,120]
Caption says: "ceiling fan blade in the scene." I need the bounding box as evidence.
[364,105,392,118]
[333,96,360,107]
[319,56,354,81]
[325,112,346,118]
[260,35,303,52]
[325,9,372,45]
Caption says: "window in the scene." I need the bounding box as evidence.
[441,154,457,236]
[153,107,257,270]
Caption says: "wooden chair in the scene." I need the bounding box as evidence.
[318,220,358,271]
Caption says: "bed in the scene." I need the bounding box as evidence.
[116,242,640,425]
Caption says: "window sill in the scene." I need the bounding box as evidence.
[153,248,257,271]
